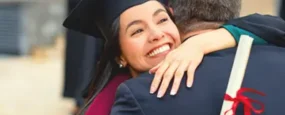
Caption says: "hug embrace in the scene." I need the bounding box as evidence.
[64,0,285,115]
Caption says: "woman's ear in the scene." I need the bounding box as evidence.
[115,55,127,68]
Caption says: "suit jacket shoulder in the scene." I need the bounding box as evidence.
[111,83,145,115]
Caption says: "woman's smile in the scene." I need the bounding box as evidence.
[147,43,171,57]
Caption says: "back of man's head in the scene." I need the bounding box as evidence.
[169,0,241,34]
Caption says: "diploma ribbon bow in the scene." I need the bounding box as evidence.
[224,88,265,115]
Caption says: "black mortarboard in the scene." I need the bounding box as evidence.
[63,0,148,40]
[159,0,168,5]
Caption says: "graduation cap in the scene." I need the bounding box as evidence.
[160,0,169,5]
[63,0,150,40]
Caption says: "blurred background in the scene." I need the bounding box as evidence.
[0,0,283,115]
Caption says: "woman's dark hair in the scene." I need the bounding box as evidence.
[78,3,175,114]
[78,17,126,114]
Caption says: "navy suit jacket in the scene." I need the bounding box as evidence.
[225,14,285,47]
[111,45,285,115]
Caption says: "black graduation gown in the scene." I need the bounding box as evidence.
[280,0,285,20]
[63,0,104,99]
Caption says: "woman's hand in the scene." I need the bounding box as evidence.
[149,39,204,98]
[149,28,236,98]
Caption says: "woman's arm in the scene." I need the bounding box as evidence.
[222,25,267,44]
[225,13,285,47]
[200,13,285,54]
[188,28,236,54]
[149,25,269,98]
[197,25,268,54]
[189,13,285,54]
[149,14,285,98]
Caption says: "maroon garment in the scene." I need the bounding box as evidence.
[85,74,130,115]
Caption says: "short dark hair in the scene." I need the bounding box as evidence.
[169,0,241,34]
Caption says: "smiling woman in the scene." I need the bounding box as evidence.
[118,1,180,77]
[63,0,181,114]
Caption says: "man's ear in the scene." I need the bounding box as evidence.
[168,7,174,15]
[115,55,127,67]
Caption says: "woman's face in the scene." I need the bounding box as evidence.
[118,1,181,76]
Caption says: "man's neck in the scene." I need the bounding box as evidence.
[181,29,215,41]
[180,21,224,41]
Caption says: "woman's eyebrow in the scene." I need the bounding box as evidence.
[126,20,143,32]
[153,8,166,17]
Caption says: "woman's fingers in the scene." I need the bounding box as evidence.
[170,60,189,95]
[157,59,181,98]
[150,51,175,94]
[186,61,199,87]
[150,61,170,94]
[149,62,162,74]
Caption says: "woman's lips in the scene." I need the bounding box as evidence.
[147,44,171,57]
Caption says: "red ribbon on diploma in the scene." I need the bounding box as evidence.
[224,88,265,115]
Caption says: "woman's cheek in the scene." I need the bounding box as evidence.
[163,26,180,41]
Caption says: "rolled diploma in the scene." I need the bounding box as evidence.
[220,35,254,115]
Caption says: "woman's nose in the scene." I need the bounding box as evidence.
[148,28,165,43]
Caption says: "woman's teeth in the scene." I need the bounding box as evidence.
[148,44,170,57]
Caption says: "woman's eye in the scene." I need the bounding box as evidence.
[158,18,168,24]
[131,29,144,36]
